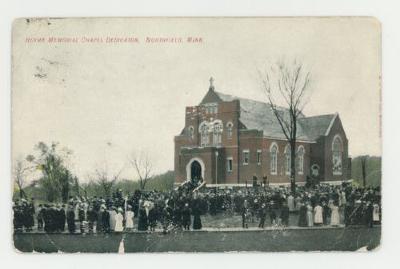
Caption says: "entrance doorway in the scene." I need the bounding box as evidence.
[191,160,202,181]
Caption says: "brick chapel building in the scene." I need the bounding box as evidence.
[174,78,351,186]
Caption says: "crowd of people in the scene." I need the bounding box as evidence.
[13,181,381,234]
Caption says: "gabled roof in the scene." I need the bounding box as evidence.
[298,113,338,141]
[200,89,336,142]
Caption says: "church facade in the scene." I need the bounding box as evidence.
[174,79,351,186]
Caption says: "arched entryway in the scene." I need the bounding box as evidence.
[186,157,205,181]
[191,161,202,181]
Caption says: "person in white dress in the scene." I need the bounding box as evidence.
[339,190,347,207]
[287,194,295,212]
[373,203,380,224]
[109,208,117,231]
[306,203,314,227]
[330,201,340,226]
[125,205,135,230]
[314,204,323,226]
[114,208,124,232]
[295,196,302,211]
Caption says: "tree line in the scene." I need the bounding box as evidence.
[13,141,174,202]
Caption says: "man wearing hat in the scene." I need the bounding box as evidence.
[66,204,76,233]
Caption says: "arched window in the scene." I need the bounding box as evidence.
[332,135,343,175]
[297,146,305,175]
[188,126,194,140]
[284,144,291,175]
[199,122,209,147]
[212,121,223,146]
[226,122,233,139]
[270,143,278,175]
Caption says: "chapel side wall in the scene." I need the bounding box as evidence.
[261,139,310,184]
[238,130,263,184]
[310,137,326,181]
[218,100,240,184]
[324,116,349,182]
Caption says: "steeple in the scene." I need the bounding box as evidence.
[209,77,215,91]
[200,77,223,104]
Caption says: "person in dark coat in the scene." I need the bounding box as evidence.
[365,202,374,228]
[59,205,66,232]
[241,203,248,228]
[344,202,354,227]
[42,205,50,232]
[280,202,290,226]
[96,204,104,233]
[192,198,202,230]
[37,205,44,231]
[13,202,23,232]
[258,203,267,228]
[23,201,35,231]
[298,202,308,227]
[137,202,148,231]
[101,206,110,233]
[322,202,331,225]
[66,205,76,233]
[182,203,191,230]
[87,206,98,233]
[269,201,277,225]
[148,207,158,231]
[161,204,173,233]
[78,205,86,233]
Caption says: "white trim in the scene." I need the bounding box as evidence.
[242,149,250,165]
[324,113,339,136]
[262,135,316,144]
[332,134,343,151]
[256,149,262,165]
[284,144,291,175]
[188,125,194,139]
[269,143,278,175]
[226,157,233,172]
[269,141,279,153]
[226,121,233,139]
[226,121,233,128]
[332,134,343,175]
[183,179,353,188]
[186,157,205,181]
[297,145,305,175]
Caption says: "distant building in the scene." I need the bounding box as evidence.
[174,78,351,186]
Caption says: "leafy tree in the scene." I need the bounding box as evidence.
[13,157,34,199]
[26,142,75,202]
[351,156,381,187]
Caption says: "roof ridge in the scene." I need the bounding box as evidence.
[215,90,288,111]
[299,114,336,121]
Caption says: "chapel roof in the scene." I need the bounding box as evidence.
[200,88,337,142]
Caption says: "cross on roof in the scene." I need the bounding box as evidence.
[209,77,215,90]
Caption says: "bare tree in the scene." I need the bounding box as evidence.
[13,158,34,199]
[94,164,124,198]
[260,59,311,194]
[129,152,153,190]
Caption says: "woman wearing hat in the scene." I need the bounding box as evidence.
[125,205,134,231]
[114,208,124,232]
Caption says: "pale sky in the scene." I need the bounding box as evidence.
[12,17,381,181]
